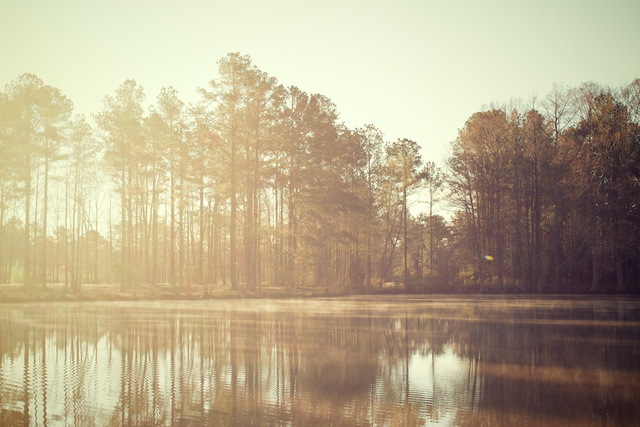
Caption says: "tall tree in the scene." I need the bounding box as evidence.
[96,79,145,289]
[278,86,310,288]
[38,85,73,287]
[3,74,50,287]
[240,64,282,289]
[565,89,640,292]
[423,161,445,272]
[356,125,385,287]
[449,110,510,291]
[542,83,577,291]
[66,116,98,289]
[154,87,185,286]
[0,89,20,283]
[385,138,424,285]
[200,53,254,290]
[521,109,553,292]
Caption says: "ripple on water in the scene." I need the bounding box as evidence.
[1,297,639,426]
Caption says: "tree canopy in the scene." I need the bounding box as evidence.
[1,55,638,293]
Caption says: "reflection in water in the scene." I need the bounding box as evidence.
[1,297,639,426]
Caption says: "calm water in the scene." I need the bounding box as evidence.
[1,296,639,426]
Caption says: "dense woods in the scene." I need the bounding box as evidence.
[449,82,640,292]
[1,53,639,292]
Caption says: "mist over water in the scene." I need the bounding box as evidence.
[1,296,639,426]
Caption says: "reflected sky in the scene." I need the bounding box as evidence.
[1,296,639,426]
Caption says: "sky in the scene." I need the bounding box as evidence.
[2,0,639,167]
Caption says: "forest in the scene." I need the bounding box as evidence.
[0,52,639,293]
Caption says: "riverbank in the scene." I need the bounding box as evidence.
[1,281,636,303]
[0,282,352,303]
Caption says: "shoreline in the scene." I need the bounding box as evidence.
[0,282,363,303]
[1,282,638,303]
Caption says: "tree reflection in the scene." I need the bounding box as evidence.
[0,298,639,425]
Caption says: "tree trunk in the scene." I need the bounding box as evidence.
[616,254,624,293]
[465,171,483,291]
[230,147,238,290]
[552,185,562,292]
[199,176,205,287]
[534,161,543,293]
[366,183,372,287]
[42,153,49,288]
[287,183,296,289]
[94,194,99,283]
[589,205,600,293]
[0,186,4,283]
[170,158,176,286]
[403,187,408,285]
[496,169,504,292]
[120,163,126,290]
[151,172,158,285]
[429,190,434,271]
[64,176,69,288]
[244,142,255,290]
[24,147,32,288]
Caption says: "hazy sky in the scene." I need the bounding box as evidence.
[2,0,639,165]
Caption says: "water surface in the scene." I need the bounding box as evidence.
[1,296,639,426]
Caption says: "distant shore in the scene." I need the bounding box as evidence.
[0,282,345,303]
[0,282,638,303]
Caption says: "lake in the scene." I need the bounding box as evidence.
[1,296,639,426]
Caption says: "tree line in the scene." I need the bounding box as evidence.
[449,81,640,292]
[1,52,638,292]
